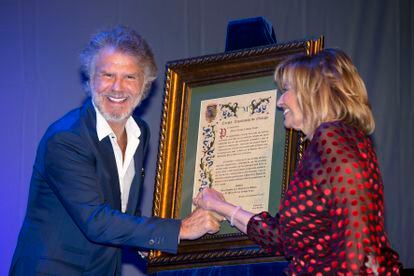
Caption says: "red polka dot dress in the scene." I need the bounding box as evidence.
[247,121,402,275]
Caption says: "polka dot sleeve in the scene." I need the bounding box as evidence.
[312,122,401,274]
[246,211,284,255]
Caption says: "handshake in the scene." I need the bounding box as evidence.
[178,187,230,241]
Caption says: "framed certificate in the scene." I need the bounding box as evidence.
[148,37,324,272]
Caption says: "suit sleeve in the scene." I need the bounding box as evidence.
[44,131,181,254]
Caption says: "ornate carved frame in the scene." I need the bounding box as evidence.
[148,37,324,272]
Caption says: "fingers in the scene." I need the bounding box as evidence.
[206,220,220,234]
[193,191,203,207]
[218,192,225,201]
[204,211,221,234]
[193,189,208,209]
[179,209,223,240]
[210,211,225,221]
[193,187,226,211]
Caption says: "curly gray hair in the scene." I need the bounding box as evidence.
[80,25,157,98]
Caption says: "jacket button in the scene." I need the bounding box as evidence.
[149,239,155,245]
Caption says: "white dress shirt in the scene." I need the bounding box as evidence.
[94,106,141,213]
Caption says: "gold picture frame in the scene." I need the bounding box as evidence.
[148,37,324,272]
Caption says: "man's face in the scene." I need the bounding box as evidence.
[90,47,145,123]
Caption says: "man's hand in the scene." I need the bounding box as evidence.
[179,208,222,240]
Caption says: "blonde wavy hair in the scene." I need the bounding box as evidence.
[275,48,375,137]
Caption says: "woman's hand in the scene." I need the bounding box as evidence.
[193,187,225,212]
[194,187,254,233]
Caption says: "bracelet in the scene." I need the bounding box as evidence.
[230,206,242,227]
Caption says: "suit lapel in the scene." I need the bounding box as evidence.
[80,99,121,210]
[97,136,122,210]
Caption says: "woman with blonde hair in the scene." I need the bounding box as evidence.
[194,49,402,275]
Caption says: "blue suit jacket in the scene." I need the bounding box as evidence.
[10,99,181,275]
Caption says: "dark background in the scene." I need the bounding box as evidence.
[0,0,412,274]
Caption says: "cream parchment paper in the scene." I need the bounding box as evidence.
[192,90,276,213]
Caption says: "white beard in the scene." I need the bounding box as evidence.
[91,91,142,122]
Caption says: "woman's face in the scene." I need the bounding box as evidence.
[277,85,304,132]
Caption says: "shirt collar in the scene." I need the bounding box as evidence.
[93,103,141,142]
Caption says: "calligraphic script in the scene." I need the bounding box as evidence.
[192,90,276,213]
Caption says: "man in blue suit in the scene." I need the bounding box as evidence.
[10,26,221,275]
